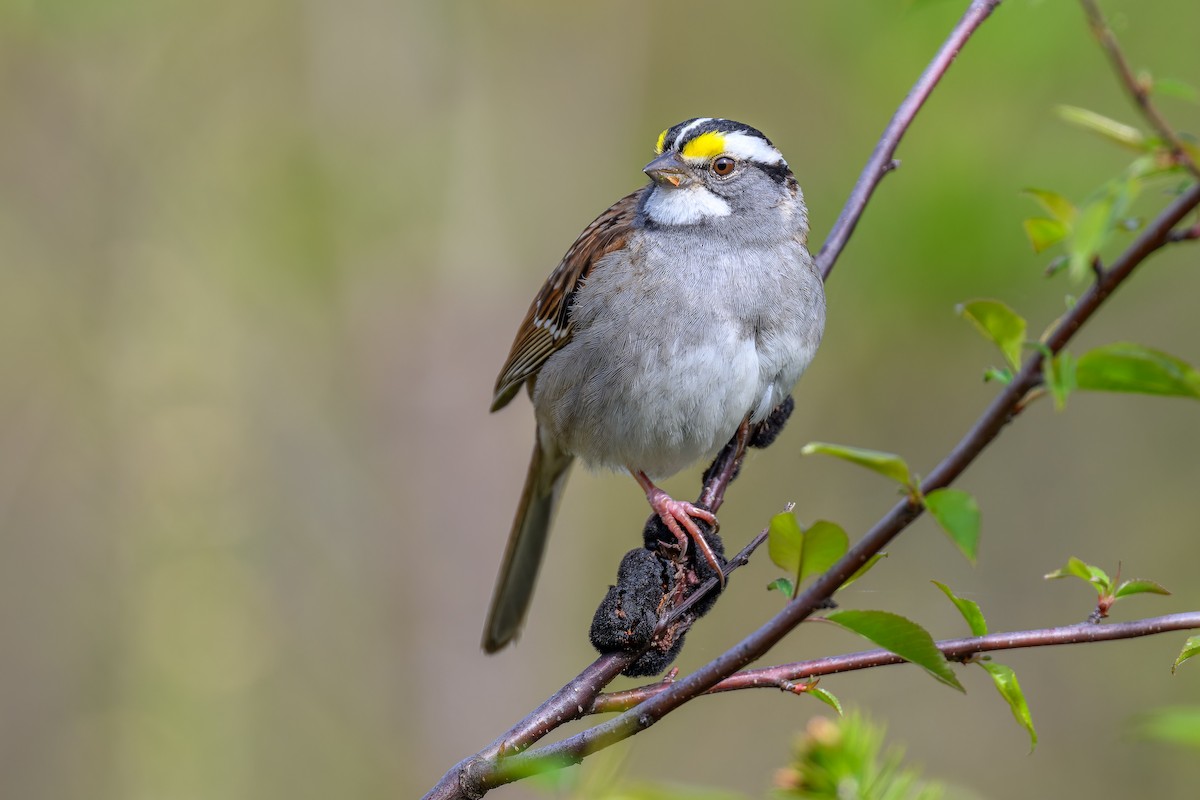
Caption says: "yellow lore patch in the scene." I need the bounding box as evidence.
[680,131,726,161]
[654,129,667,155]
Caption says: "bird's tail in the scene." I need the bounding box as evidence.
[482,432,574,652]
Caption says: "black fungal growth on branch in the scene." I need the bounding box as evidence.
[588,394,795,676]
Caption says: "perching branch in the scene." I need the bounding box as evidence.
[424,1,1200,796]
[1079,0,1200,181]
[423,522,777,798]
[590,612,1200,713]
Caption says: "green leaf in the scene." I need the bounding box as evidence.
[1076,343,1200,399]
[770,515,851,595]
[1047,556,1098,581]
[931,581,988,637]
[808,687,843,716]
[1044,351,1076,411]
[957,299,1027,371]
[1057,105,1147,151]
[799,520,850,581]
[1114,579,1171,599]
[1021,187,1076,255]
[1152,76,1200,104]
[1045,557,1112,595]
[1044,255,1068,278]
[1023,187,1078,223]
[980,661,1038,751]
[984,367,1014,385]
[1126,152,1174,181]
[1066,176,1143,282]
[1110,172,1141,219]
[767,577,794,598]
[1023,217,1069,253]
[768,511,804,575]
[1131,707,1200,749]
[841,553,888,589]
[825,609,964,691]
[1067,195,1112,281]
[781,712,949,799]
[1040,348,1060,409]
[924,489,981,565]
[1173,636,1200,674]
[801,442,914,488]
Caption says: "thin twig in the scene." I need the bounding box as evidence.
[1079,0,1200,181]
[660,525,771,628]
[1168,220,1200,242]
[816,0,1004,280]
[590,612,1200,712]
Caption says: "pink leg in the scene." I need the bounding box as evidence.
[632,470,725,586]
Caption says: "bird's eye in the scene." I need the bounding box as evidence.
[711,156,736,176]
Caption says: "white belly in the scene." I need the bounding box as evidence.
[535,328,760,479]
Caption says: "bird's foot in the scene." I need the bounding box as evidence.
[634,472,725,587]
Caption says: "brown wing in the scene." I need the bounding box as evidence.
[491,187,645,411]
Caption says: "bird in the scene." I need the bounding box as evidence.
[483,117,826,652]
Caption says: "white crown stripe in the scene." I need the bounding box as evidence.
[721,132,785,165]
[671,118,712,151]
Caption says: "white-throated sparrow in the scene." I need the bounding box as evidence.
[483,118,826,652]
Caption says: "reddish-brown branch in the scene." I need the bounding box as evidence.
[590,612,1200,713]
[1168,219,1200,242]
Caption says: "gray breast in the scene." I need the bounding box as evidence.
[532,230,823,480]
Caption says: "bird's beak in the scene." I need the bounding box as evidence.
[643,151,690,187]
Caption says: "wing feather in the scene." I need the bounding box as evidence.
[491,188,644,411]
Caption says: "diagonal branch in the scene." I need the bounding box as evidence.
[1078,0,1200,181]
[817,0,1004,280]
[590,612,1200,712]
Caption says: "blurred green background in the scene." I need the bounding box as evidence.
[2,0,1198,798]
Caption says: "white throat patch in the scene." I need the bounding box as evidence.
[643,185,731,225]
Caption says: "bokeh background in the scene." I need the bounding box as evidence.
[2,0,1198,797]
